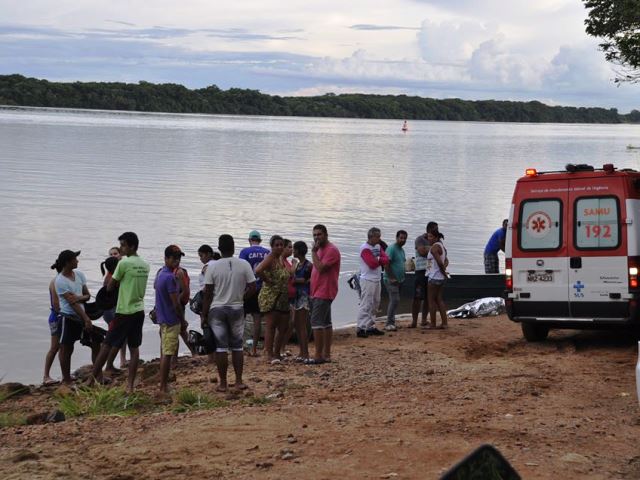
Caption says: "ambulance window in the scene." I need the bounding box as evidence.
[519,199,562,251]
[575,197,619,249]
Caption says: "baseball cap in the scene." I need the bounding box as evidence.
[53,250,80,267]
[164,244,185,258]
[248,230,262,240]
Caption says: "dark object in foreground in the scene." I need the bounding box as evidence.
[440,444,520,480]
[187,327,216,355]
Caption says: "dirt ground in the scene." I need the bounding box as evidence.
[1,314,640,479]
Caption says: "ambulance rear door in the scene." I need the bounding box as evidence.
[568,176,628,319]
[512,178,570,317]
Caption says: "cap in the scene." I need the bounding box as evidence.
[164,244,185,258]
[248,230,261,240]
[52,250,80,269]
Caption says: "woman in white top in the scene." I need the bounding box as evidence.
[427,230,449,329]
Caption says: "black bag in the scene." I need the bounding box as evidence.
[80,325,107,347]
[189,290,203,315]
[84,302,104,321]
[95,286,118,310]
[187,326,216,355]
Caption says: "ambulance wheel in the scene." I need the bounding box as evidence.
[521,323,549,342]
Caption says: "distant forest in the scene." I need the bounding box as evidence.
[1,74,639,124]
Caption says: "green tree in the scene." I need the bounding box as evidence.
[583,0,640,83]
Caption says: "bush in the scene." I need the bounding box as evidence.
[173,388,228,413]
[56,386,150,418]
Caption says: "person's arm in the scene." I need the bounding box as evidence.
[200,284,213,328]
[499,230,506,252]
[254,254,274,279]
[378,248,390,267]
[175,269,190,305]
[244,281,257,300]
[361,248,380,269]
[386,248,398,283]
[312,245,339,273]
[60,292,92,330]
[49,280,60,313]
[108,261,124,292]
[432,245,447,275]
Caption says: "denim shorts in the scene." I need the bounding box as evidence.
[208,306,245,352]
[428,277,447,286]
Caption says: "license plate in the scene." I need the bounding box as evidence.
[527,271,553,282]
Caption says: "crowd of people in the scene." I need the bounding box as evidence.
[43,221,458,397]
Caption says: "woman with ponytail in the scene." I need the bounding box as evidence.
[43,260,62,385]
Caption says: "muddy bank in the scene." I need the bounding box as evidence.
[1,314,639,479]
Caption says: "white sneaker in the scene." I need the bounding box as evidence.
[384,324,397,331]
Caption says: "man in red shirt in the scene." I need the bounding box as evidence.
[307,224,341,364]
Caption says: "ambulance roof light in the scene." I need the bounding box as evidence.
[603,163,615,173]
[525,168,537,176]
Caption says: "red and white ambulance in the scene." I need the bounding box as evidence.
[505,163,640,341]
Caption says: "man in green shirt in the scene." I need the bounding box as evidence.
[89,232,150,393]
[383,230,407,331]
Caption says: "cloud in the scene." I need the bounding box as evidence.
[350,24,419,31]
[417,19,497,64]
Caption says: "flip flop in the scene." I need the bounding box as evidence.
[304,358,326,365]
[42,379,59,386]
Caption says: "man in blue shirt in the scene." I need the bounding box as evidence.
[484,219,508,274]
[239,230,270,356]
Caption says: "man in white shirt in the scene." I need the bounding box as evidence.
[200,234,256,392]
[356,228,389,338]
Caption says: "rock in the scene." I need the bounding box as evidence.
[72,365,94,381]
[46,410,66,423]
[381,474,398,479]
[561,453,590,464]
[25,412,48,425]
[266,392,284,400]
[256,462,273,469]
[140,363,160,380]
[287,435,297,444]
[12,450,39,462]
[0,382,30,399]
[282,452,295,460]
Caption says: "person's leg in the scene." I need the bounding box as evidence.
[229,309,246,388]
[125,312,145,394]
[210,307,231,391]
[422,279,430,326]
[263,312,278,362]
[313,327,325,361]
[180,317,195,355]
[294,309,309,359]
[411,297,420,328]
[322,326,333,360]
[427,282,438,328]
[251,312,262,355]
[215,351,229,391]
[273,312,288,360]
[43,335,59,383]
[437,284,448,328]
[159,324,180,393]
[58,343,73,385]
[386,282,400,328]
[356,280,375,333]
[105,345,121,374]
[119,344,127,368]
[126,347,139,394]
[90,341,100,364]
[280,307,295,355]
[159,354,171,394]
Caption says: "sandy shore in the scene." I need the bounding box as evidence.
[1,314,639,479]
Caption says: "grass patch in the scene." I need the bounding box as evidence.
[242,395,272,406]
[0,412,27,428]
[56,385,150,418]
[173,388,228,413]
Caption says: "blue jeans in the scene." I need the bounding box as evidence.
[385,281,403,326]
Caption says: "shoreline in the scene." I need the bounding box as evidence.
[2,314,639,479]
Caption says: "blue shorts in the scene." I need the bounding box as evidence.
[48,310,61,336]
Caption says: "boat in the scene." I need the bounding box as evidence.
[378,272,506,309]
[627,145,640,150]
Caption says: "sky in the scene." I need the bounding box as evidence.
[0,0,638,112]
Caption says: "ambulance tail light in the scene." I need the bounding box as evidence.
[505,258,513,291]
[525,168,537,177]
[629,257,640,291]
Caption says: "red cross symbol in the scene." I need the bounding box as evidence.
[531,217,546,233]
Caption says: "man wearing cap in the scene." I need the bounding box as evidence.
[89,231,150,393]
[239,230,269,356]
[169,245,195,359]
[155,245,184,396]
[53,250,93,385]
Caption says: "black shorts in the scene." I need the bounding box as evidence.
[413,270,428,300]
[243,294,260,315]
[105,311,145,349]
[59,315,83,345]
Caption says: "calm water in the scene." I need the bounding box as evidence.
[1,107,639,384]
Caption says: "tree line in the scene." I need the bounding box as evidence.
[0,74,638,124]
